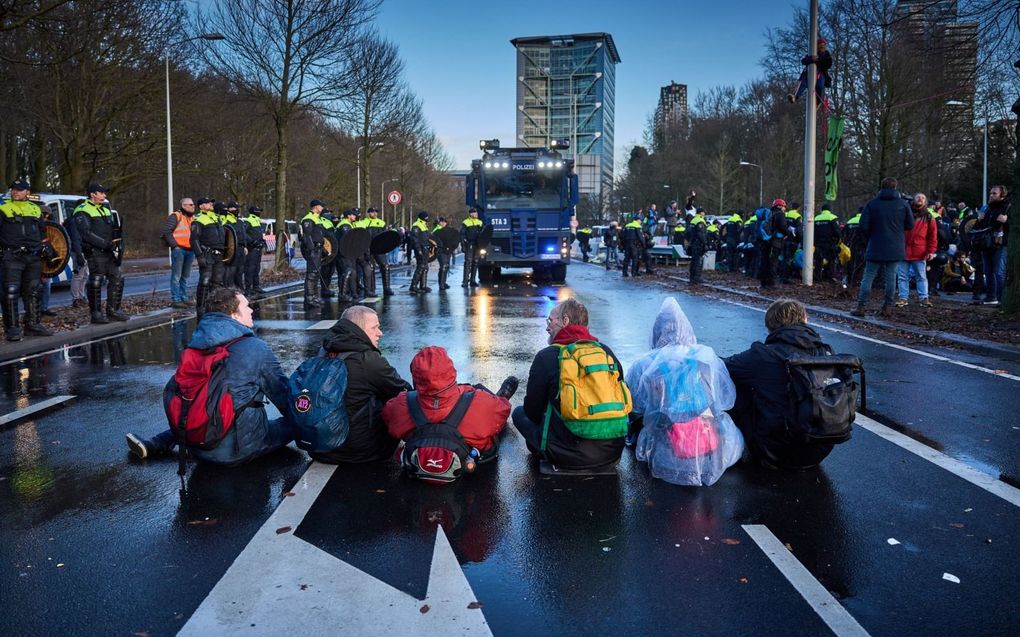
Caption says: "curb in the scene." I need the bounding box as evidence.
[650,269,1020,363]
[0,281,305,366]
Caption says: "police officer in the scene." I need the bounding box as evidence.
[621,216,643,277]
[1,180,54,340]
[759,199,789,289]
[364,207,392,296]
[687,208,708,284]
[843,207,865,287]
[318,209,338,298]
[352,210,376,297]
[335,209,359,301]
[218,201,242,288]
[813,203,842,282]
[781,201,803,284]
[190,197,226,315]
[229,201,248,289]
[243,206,266,296]
[300,199,326,307]
[460,207,483,287]
[602,221,621,270]
[433,216,454,290]
[408,211,432,293]
[575,226,593,262]
[74,182,128,324]
[723,211,744,271]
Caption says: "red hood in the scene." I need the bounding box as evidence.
[411,346,458,397]
[552,324,597,345]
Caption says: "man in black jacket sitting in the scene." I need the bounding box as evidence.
[725,298,837,470]
[310,305,411,464]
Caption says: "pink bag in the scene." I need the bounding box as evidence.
[667,417,719,458]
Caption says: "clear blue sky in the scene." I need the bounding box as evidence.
[376,0,800,172]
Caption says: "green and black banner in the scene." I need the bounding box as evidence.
[824,116,845,201]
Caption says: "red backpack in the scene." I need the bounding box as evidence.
[164,336,249,449]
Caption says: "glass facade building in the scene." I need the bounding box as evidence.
[511,33,621,198]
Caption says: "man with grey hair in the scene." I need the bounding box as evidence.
[310,305,411,463]
[162,197,196,308]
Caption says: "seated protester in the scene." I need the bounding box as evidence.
[309,305,411,463]
[725,299,841,470]
[512,298,630,471]
[626,298,744,486]
[941,251,975,294]
[382,346,516,471]
[126,287,294,465]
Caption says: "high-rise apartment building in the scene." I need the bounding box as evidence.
[654,81,688,149]
[511,33,621,199]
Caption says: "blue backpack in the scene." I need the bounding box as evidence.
[287,352,356,452]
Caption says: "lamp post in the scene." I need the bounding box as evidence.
[165,33,224,214]
[356,142,384,212]
[380,178,398,218]
[739,160,763,207]
[946,100,989,207]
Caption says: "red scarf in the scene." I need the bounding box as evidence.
[552,324,597,345]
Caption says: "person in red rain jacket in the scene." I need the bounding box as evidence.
[896,193,938,307]
[383,346,517,459]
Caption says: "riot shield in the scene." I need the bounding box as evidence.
[322,233,339,265]
[369,229,401,255]
[41,221,71,277]
[476,224,494,249]
[223,225,238,265]
[435,227,461,252]
[338,228,371,259]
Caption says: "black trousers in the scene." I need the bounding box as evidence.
[244,246,263,292]
[2,250,41,296]
[759,242,779,286]
[689,248,705,282]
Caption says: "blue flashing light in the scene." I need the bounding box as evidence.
[545,245,556,253]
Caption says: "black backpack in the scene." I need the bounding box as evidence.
[767,344,866,444]
[401,391,478,484]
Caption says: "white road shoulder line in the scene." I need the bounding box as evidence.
[305,319,337,331]
[0,395,76,426]
[855,414,1020,508]
[743,524,871,637]
[711,296,1020,383]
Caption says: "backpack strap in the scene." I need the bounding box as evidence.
[406,390,475,429]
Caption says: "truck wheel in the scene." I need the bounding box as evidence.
[552,263,567,282]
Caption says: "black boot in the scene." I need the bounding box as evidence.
[468,262,478,287]
[462,257,473,288]
[106,278,130,322]
[88,279,109,324]
[439,265,450,290]
[304,278,322,307]
[364,262,377,297]
[2,288,23,341]
[380,264,393,296]
[24,288,53,336]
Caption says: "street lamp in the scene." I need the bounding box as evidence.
[166,33,224,214]
[380,178,398,217]
[739,160,763,207]
[356,142,385,212]
[946,100,988,207]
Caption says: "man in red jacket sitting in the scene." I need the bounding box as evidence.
[383,346,517,466]
[896,193,937,308]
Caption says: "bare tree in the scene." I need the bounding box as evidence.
[202,0,379,268]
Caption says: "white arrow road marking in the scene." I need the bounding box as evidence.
[181,462,491,636]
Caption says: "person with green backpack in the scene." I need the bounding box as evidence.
[512,298,632,472]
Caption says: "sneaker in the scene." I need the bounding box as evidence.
[878,304,892,317]
[126,433,148,460]
[850,305,866,318]
[983,299,1000,306]
[894,299,908,307]
[41,309,58,317]
[786,93,796,103]
[185,299,197,306]
[496,376,520,400]
[920,299,933,307]
[171,301,187,309]
[71,299,87,309]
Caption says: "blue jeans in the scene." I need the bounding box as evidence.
[147,416,293,466]
[857,260,900,306]
[897,260,928,300]
[981,247,1006,302]
[170,247,194,303]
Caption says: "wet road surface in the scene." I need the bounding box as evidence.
[2,262,1018,636]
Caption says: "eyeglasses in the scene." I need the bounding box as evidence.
[546,315,557,326]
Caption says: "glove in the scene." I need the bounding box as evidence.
[40,243,57,260]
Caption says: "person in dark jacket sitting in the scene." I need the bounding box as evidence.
[125,287,295,465]
[851,177,913,317]
[310,305,411,464]
[725,298,836,470]
[511,298,626,471]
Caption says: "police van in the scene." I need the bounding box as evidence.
[0,192,120,284]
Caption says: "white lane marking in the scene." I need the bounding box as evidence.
[743,524,871,637]
[305,319,337,331]
[182,462,491,636]
[855,414,1020,508]
[0,395,76,426]
[710,296,1020,383]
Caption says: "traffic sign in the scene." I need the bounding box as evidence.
[387,191,402,205]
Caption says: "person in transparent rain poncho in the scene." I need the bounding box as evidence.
[626,297,744,486]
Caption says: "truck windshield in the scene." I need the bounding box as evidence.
[483,172,562,210]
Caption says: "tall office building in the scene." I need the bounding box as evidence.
[511,33,621,199]
[654,81,688,149]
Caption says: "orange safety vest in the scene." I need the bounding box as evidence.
[172,211,191,248]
